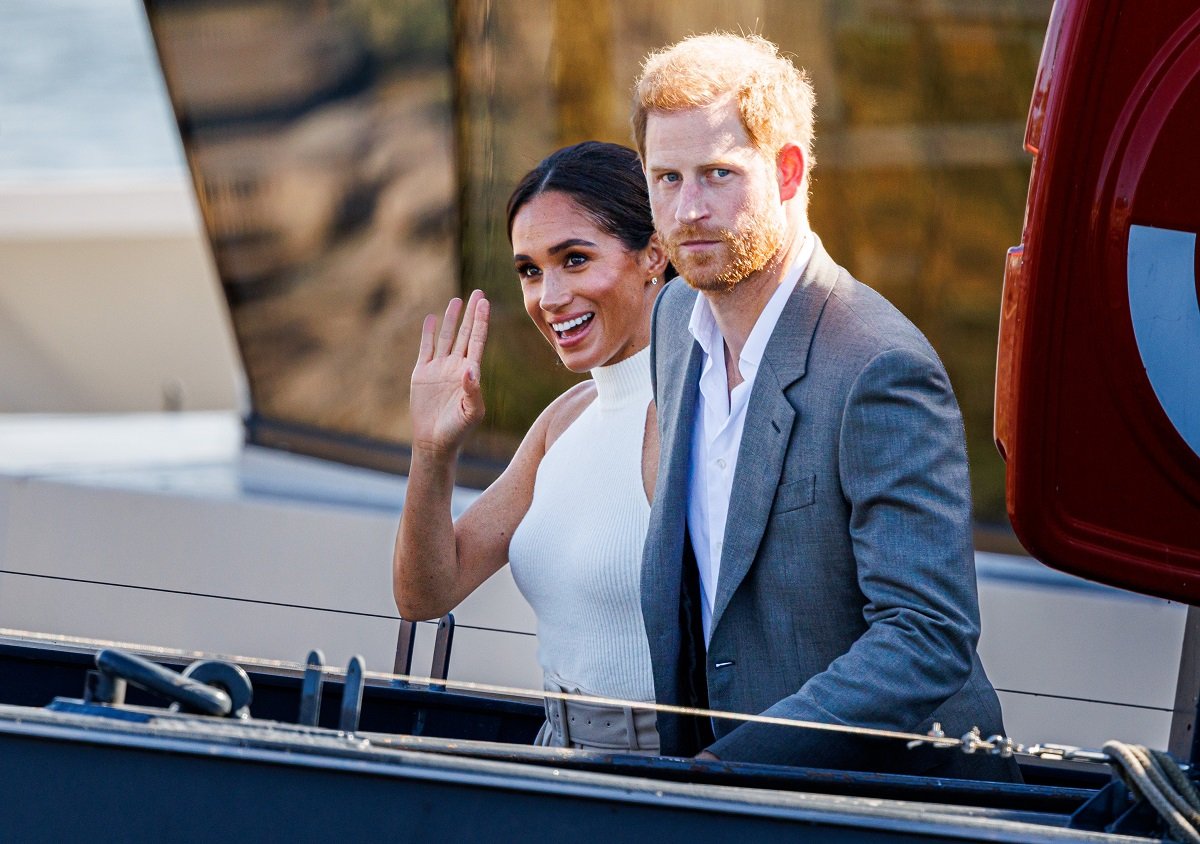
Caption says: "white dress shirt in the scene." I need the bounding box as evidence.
[686,234,814,643]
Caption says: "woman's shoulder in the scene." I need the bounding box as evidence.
[538,379,598,450]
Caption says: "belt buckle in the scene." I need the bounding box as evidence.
[623,705,640,751]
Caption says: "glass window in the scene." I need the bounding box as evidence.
[150,0,1051,529]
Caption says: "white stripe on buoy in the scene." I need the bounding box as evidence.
[1128,224,1200,458]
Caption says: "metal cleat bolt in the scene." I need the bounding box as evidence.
[960,727,984,754]
[987,734,1017,758]
[907,721,950,750]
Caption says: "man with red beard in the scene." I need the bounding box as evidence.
[634,33,1019,781]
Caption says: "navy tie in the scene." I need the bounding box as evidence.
[678,531,716,754]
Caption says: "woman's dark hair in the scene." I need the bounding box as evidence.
[507,142,672,280]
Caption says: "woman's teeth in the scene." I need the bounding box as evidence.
[552,312,594,337]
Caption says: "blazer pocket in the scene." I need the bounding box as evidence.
[771,473,816,514]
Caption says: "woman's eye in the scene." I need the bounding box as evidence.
[564,253,589,268]
[516,264,541,279]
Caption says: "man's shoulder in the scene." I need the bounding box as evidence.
[766,237,943,377]
[816,267,943,367]
[650,277,698,351]
[655,276,697,319]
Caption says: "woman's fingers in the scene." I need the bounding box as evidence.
[453,289,484,357]
[416,313,437,364]
[434,297,463,357]
[466,296,489,365]
[461,361,484,420]
[412,293,488,442]
[429,292,487,361]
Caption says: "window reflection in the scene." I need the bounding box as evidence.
[457,0,1049,526]
[146,0,461,468]
[148,0,1051,525]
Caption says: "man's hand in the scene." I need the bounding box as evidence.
[696,750,721,762]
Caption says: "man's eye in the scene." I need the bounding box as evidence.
[713,168,731,178]
[661,173,680,183]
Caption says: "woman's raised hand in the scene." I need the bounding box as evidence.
[410,289,490,456]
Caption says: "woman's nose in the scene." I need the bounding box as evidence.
[539,273,571,310]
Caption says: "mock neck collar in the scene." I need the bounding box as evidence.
[591,346,651,408]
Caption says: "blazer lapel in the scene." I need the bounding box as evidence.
[642,283,703,708]
[709,238,841,633]
[644,338,702,642]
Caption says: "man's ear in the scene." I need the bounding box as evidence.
[642,232,670,281]
[776,143,806,202]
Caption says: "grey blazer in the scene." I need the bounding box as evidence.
[642,237,1018,781]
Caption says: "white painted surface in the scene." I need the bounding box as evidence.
[976,555,1187,749]
[0,181,243,414]
[0,413,540,688]
[0,411,241,472]
[0,180,200,238]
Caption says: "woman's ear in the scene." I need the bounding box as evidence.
[776,143,806,202]
[642,232,670,282]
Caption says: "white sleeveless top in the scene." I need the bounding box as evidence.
[508,347,655,702]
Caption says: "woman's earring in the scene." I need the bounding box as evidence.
[651,277,659,286]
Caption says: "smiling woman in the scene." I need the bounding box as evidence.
[393,141,670,753]
[512,192,657,371]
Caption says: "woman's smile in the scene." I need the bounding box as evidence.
[511,191,657,372]
[550,311,595,342]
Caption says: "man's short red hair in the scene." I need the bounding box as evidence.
[633,32,816,169]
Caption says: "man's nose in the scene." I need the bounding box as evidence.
[675,181,708,224]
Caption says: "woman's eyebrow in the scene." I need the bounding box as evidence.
[548,238,597,255]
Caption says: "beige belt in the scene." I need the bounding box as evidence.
[540,676,660,753]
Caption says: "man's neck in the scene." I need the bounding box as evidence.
[707,225,808,390]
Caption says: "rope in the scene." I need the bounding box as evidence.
[0,626,1086,763]
[1103,741,1200,843]
[1155,748,1200,810]
[379,672,960,746]
[0,626,986,751]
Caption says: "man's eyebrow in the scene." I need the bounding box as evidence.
[548,238,596,255]
[646,160,732,173]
